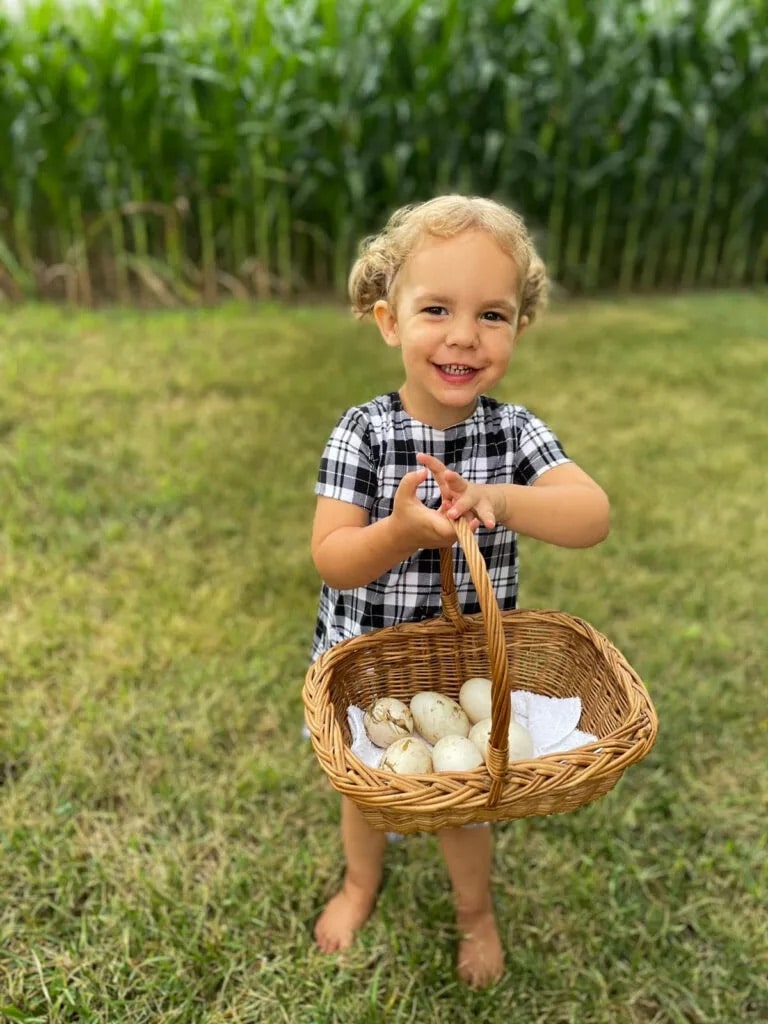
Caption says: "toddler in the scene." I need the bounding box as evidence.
[309,195,610,987]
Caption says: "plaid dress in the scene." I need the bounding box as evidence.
[311,391,570,661]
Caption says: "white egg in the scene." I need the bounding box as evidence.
[459,676,493,723]
[468,716,535,762]
[468,718,492,759]
[380,736,433,774]
[507,721,535,760]
[363,697,414,748]
[409,691,469,744]
[432,735,484,772]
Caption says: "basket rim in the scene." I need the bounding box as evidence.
[303,605,659,802]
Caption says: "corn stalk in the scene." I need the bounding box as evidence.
[0,0,765,305]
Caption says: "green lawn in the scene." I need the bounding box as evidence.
[0,294,766,1023]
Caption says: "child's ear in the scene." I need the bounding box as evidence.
[373,300,400,348]
[513,314,530,345]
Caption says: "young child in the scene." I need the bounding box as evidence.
[309,195,610,987]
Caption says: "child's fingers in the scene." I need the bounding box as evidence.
[452,511,480,533]
[417,453,466,491]
[448,496,496,529]
[446,494,475,518]
[416,452,446,473]
[397,467,429,499]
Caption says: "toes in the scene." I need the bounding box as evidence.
[458,962,502,988]
[457,934,504,988]
[314,919,352,954]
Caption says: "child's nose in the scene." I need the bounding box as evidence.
[446,316,479,347]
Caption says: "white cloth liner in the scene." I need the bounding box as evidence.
[348,690,598,768]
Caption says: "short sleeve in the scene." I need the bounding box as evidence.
[512,410,571,486]
[314,408,378,510]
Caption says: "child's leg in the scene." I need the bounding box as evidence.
[314,796,388,953]
[437,824,504,987]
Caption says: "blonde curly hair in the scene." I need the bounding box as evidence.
[348,194,548,324]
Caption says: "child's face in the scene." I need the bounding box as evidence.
[373,229,527,429]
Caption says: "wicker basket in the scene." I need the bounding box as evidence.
[303,517,658,834]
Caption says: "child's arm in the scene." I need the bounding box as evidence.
[312,467,476,590]
[417,454,609,549]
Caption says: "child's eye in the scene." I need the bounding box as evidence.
[423,306,447,316]
[482,311,506,322]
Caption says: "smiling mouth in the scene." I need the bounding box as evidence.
[436,363,478,377]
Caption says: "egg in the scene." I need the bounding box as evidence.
[468,716,535,762]
[432,735,484,772]
[409,691,470,744]
[459,676,493,723]
[380,736,433,774]
[363,696,414,748]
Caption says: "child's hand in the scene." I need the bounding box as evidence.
[391,467,477,550]
[416,453,501,530]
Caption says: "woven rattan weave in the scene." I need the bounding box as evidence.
[303,517,658,833]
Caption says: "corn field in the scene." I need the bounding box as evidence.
[0,0,767,305]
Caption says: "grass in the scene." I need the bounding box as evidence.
[0,293,766,1022]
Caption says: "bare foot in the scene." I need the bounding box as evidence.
[456,909,504,988]
[314,882,377,953]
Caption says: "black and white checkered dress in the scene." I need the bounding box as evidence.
[311,391,570,661]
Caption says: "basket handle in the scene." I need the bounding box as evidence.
[439,517,511,803]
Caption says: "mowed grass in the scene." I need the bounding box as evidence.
[0,294,766,1023]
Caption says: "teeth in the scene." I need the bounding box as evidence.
[442,364,473,375]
